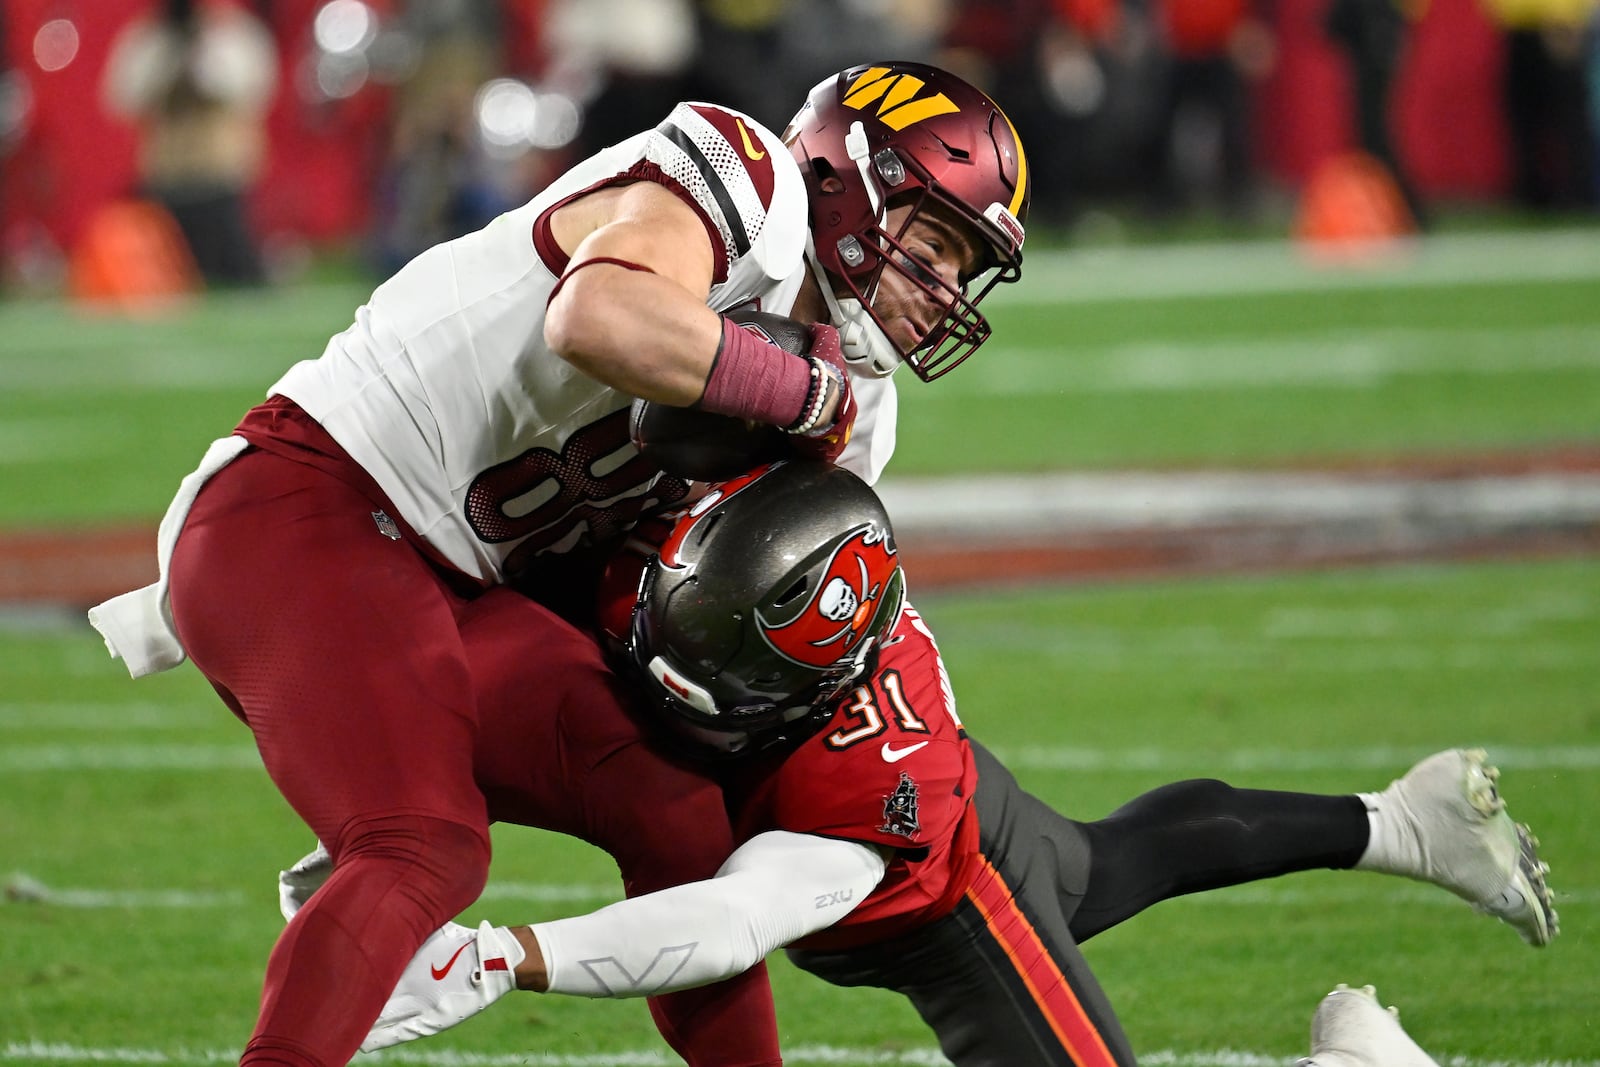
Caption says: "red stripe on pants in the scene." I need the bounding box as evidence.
[964,856,1121,1067]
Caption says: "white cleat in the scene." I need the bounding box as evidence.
[1361,748,1558,946]
[1296,984,1440,1067]
[362,920,524,1052]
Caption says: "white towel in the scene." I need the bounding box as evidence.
[87,435,250,678]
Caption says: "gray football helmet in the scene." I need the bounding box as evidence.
[621,461,906,757]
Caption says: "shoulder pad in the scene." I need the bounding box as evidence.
[649,103,807,281]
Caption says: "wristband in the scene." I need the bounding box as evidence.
[697,316,812,428]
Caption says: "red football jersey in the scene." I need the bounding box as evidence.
[724,603,980,950]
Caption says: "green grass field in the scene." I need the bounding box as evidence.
[2,224,1597,1065]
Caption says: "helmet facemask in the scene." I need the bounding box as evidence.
[823,176,1024,381]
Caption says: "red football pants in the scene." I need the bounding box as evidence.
[170,446,492,1067]
[169,441,780,1067]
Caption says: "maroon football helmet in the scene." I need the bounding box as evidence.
[783,62,1030,381]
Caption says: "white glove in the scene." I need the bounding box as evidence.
[361,920,524,1052]
[277,842,332,922]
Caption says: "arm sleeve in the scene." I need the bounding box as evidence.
[531,831,887,998]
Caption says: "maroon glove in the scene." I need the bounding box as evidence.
[786,323,856,466]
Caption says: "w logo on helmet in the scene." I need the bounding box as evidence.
[757,525,900,668]
[841,66,959,131]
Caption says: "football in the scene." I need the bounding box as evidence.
[629,309,809,481]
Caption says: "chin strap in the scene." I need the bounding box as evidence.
[803,122,902,380]
[804,236,901,379]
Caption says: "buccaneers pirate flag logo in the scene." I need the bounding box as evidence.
[756,524,898,669]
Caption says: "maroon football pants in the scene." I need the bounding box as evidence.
[171,446,493,1066]
[170,443,778,1067]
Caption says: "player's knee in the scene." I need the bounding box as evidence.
[335,812,490,917]
[417,817,491,913]
[1165,777,1237,808]
[1108,777,1236,822]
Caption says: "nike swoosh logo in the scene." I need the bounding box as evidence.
[881,741,929,763]
[735,119,767,161]
[430,940,473,981]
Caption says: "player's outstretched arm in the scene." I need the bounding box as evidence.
[362,831,886,1050]
[527,830,886,997]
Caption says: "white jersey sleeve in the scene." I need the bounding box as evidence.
[530,831,886,998]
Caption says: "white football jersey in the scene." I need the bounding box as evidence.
[271,102,897,584]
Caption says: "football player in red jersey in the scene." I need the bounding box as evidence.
[323,462,1554,1066]
[90,62,1031,1067]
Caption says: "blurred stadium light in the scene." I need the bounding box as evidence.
[32,17,80,73]
[474,77,580,155]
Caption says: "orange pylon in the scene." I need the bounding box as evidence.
[68,198,201,310]
[1294,152,1416,258]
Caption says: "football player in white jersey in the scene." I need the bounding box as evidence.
[88,62,1030,1067]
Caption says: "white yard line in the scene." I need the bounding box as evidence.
[0,702,215,729]
[0,743,261,771]
[995,229,1600,305]
[975,324,1600,395]
[6,743,1599,774]
[1,886,246,908]
[0,875,617,909]
[5,876,1590,912]
[5,1043,1597,1067]
[985,743,1600,774]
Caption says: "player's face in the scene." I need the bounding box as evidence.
[869,202,983,352]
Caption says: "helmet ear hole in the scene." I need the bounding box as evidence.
[693,512,725,544]
[811,157,846,195]
[772,577,809,607]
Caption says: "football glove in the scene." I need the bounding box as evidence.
[277,841,332,922]
[362,920,524,1051]
[786,323,856,465]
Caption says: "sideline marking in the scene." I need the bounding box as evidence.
[875,470,1600,537]
[6,875,1588,912]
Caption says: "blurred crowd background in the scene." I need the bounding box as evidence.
[1,0,1597,298]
